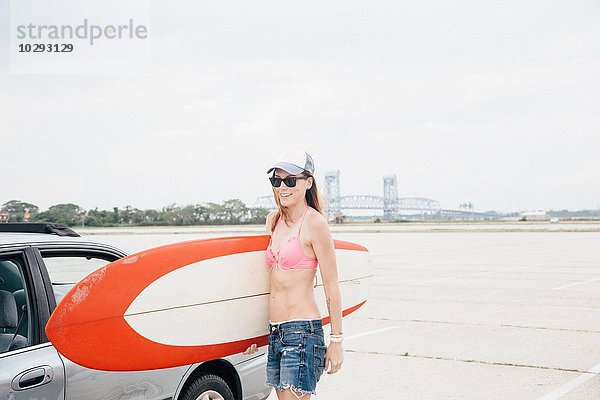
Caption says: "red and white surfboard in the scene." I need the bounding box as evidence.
[45,235,372,371]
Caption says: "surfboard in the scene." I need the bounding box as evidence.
[45,235,373,371]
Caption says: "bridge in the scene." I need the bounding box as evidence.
[255,170,499,221]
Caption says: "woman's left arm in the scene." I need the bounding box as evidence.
[311,218,344,374]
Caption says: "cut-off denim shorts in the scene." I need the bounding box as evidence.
[266,319,327,398]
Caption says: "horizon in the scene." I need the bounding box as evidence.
[2,197,598,215]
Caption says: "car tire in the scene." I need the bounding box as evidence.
[178,373,235,400]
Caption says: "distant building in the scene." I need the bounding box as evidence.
[519,211,548,221]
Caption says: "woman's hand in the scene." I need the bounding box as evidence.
[325,342,344,374]
[243,343,258,355]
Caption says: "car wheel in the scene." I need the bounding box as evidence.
[178,373,235,400]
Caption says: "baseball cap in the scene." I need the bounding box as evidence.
[267,149,315,175]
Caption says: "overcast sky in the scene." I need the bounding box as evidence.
[1,0,599,213]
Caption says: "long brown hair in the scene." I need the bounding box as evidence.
[270,172,323,232]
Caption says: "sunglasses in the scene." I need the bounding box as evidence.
[269,175,310,188]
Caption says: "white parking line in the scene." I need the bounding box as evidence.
[536,362,600,400]
[552,277,600,291]
[346,326,400,341]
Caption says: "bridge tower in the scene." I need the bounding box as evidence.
[383,175,398,219]
[324,170,341,221]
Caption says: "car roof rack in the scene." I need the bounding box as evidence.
[0,223,80,237]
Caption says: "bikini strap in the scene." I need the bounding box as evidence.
[298,206,310,237]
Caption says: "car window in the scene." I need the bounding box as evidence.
[0,255,32,354]
[42,255,111,284]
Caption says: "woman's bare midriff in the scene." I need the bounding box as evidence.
[269,267,321,322]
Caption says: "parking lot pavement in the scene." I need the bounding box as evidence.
[556,372,600,400]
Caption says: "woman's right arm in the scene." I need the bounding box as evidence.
[243,210,276,356]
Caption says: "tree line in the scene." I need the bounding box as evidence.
[0,199,271,227]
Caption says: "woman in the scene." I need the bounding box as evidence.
[244,149,344,400]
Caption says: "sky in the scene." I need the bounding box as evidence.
[1,0,599,213]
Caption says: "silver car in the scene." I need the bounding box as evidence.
[0,223,270,400]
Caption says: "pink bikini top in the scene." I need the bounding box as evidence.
[265,207,318,271]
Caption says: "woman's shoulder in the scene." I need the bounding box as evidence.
[304,207,329,234]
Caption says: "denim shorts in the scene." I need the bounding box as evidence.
[266,319,327,397]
